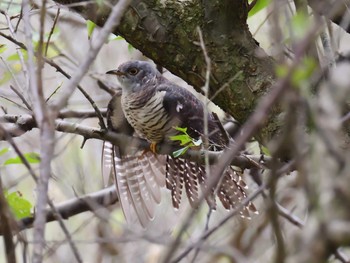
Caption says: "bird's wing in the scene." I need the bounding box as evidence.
[157,83,206,139]
[102,141,166,227]
[157,82,226,146]
[102,93,166,227]
[157,82,257,217]
[154,83,216,208]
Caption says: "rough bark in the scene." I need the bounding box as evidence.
[54,0,278,143]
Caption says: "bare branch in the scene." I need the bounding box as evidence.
[0,186,118,234]
[45,7,60,57]
[0,114,274,170]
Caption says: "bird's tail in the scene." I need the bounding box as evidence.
[165,155,258,217]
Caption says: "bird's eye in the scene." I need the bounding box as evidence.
[128,68,139,75]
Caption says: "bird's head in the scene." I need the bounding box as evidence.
[106,60,160,93]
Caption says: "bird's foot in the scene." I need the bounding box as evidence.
[150,142,157,153]
[138,142,158,160]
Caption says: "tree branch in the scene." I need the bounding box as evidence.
[0,186,118,234]
[1,113,274,169]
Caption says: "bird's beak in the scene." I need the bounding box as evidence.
[106,70,125,76]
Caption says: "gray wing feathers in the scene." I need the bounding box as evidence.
[104,92,167,226]
[105,144,166,227]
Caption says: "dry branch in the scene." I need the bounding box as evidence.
[0,186,118,234]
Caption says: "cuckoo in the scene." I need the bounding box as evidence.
[104,60,257,226]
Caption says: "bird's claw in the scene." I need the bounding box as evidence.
[150,142,157,153]
[138,142,157,160]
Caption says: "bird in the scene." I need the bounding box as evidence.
[105,60,257,226]
[102,89,166,227]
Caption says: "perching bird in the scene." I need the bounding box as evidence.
[105,60,257,225]
[102,89,166,227]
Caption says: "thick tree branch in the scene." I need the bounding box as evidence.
[1,113,273,169]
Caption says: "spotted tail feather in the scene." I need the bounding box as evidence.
[165,154,257,218]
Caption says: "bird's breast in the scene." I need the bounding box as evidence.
[122,90,175,142]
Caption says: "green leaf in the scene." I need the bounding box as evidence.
[0,44,7,54]
[172,146,190,158]
[5,191,32,219]
[86,20,96,39]
[275,64,288,78]
[128,43,134,53]
[4,152,40,165]
[7,49,28,61]
[248,0,271,17]
[169,127,192,145]
[111,35,124,41]
[170,126,203,156]
[0,148,9,157]
[261,145,270,156]
[108,34,123,42]
[169,134,193,146]
[173,126,188,133]
[291,57,316,86]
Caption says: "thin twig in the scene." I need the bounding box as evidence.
[45,7,60,57]
[334,249,349,263]
[210,71,242,101]
[276,202,304,228]
[0,94,29,112]
[190,209,212,263]
[268,165,286,263]
[10,85,32,111]
[248,0,258,12]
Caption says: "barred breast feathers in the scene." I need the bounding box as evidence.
[122,89,175,142]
